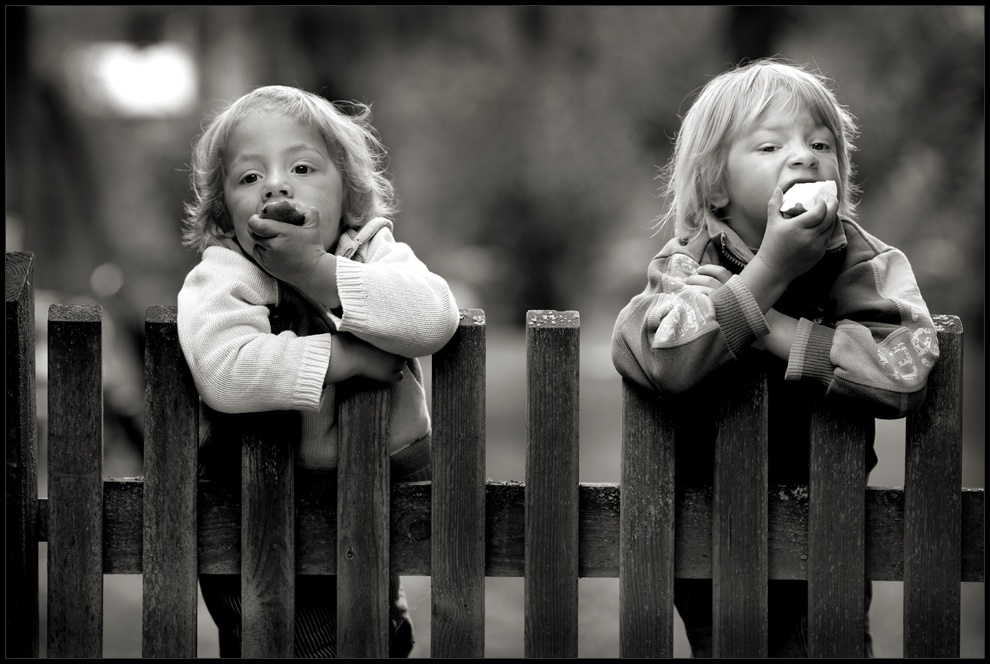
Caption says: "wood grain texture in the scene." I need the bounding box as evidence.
[525,310,580,658]
[141,306,199,657]
[808,402,867,657]
[336,379,391,658]
[43,482,984,582]
[712,359,768,658]
[240,411,297,658]
[904,316,963,658]
[5,252,39,657]
[619,380,675,658]
[430,309,486,658]
[46,303,104,658]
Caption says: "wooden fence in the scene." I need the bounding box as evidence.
[5,251,985,658]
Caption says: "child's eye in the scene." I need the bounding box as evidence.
[760,146,777,152]
[240,173,260,184]
[293,164,311,174]
[812,142,830,151]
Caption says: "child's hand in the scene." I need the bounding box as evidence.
[248,207,341,308]
[685,264,733,292]
[326,333,406,385]
[757,187,838,283]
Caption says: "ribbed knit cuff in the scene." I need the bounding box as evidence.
[390,435,432,482]
[293,335,332,410]
[785,318,835,387]
[710,275,770,356]
[335,257,369,331]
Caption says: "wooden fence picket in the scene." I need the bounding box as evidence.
[808,402,868,657]
[525,310,581,658]
[431,309,487,658]
[5,252,39,658]
[712,357,768,657]
[904,315,963,658]
[141,306,199,658]
[618,381,675,658]
[336,379,391,658]
[240,409,297,658]
[46,303,104,658]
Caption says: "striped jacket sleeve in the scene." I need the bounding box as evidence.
[784,222,939,418]
[611,245,770,394]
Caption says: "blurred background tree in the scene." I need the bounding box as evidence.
[5,5,984,658]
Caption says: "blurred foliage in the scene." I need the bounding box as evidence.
[7,6,984,338]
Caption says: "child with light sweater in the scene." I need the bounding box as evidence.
[177,85,459,657]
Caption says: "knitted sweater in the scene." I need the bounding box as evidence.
[611,215,939,420]
[177,217,459,471]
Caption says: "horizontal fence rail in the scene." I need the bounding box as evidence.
[5,251,986,658]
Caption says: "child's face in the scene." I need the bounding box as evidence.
[719,103,840,247]
[223,112,345,256]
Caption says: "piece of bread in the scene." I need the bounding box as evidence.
[260,201,306,225]
[780,180,837,214]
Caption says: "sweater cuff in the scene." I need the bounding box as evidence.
[785,318,835,387]
[335,257,370,331]
[293,335,332,410]
[710,275,770,355]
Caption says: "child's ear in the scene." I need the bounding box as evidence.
[709,187,729,209]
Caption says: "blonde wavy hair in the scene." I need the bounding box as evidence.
[658,58,860,242]
[182,85,397,254]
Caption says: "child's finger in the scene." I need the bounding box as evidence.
[247,216,284,238]
[695,264,733,283]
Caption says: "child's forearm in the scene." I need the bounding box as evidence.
[738,253,791,314]
[297,254,342,311]
[758,309,798,361]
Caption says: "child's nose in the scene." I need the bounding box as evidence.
[789,144,818,168]
[263,169,293,199]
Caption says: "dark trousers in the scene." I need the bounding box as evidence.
[199,573,415,658]
[674,578,874,658]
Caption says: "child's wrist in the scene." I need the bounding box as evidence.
[300,253,341,310]
[740,254,790,313]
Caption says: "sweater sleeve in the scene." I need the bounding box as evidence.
[784,223,939,418]
[177,247,332,414]
[611,245,770,395]
[333,225,459,358]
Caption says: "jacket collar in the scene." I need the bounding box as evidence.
[336,216,392,260]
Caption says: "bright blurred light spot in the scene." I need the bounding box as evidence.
[91,262,124,298]
[66,41,198,117]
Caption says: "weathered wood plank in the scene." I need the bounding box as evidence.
[431,309,487,658]
[337,379,391,658]
[808,403,867,657]
[524,310,580,658]
[47,303,104,658]
[619,380,675,658]
[240,411,297,658]
[904,316,963,658]
[712,358,768,658]
[5,251,39,657]
[141,306,199,657]
[43,482,984,582]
